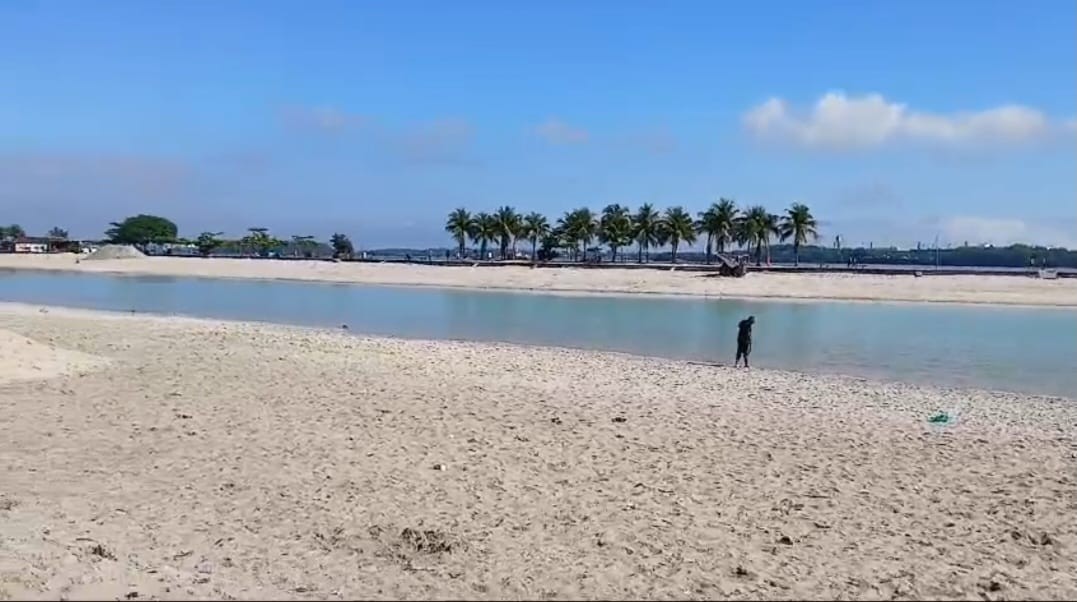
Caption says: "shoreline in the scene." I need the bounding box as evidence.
[2,302,1072,402]
[2,254,1076,308]
[1,304,1074,599]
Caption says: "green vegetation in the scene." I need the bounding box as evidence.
[0,224,27,241]
[5,208,1073,270]
[330,233,354,259]
[779,203,819,266]
[196,232,224,257]
[105,214,178,245]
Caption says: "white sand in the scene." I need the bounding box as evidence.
[1,303,1074,600]
[0,321,108,384]
[2,254,1075,306]
[83,245,146,261]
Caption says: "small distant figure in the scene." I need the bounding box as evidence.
[734,315,755,368]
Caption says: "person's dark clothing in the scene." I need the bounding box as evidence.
[735,317,754,366]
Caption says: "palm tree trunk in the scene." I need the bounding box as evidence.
[794,242,800,267]
[755,239,763,266]
[531,236,538,264]
[637,243,643,263]
[671,241,678,264]
[706,235,713,264]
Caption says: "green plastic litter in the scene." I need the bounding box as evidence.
[928,412,950,424]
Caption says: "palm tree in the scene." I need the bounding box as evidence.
[474,212,500,260]
[632,203,662,263]
[522,212,550,263]
[761,212,781,265]
[780,202,819,266]
[558,208,596,262]
[695,198,738,263]
[661,206,697,263]
[495,206,521,260]
[739,206,781,266]
[712,199,738,254]
[444,208,475,259]
[572,208,598,261]
[599,204,633,263]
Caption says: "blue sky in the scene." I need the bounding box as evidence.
[2,0,1074,248]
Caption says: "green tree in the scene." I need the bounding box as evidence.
[1,224,26,241]
[444,208,475,259]
[779,203,819,266]
[599,204,634,263]
[48,227,69,240]
[291,235,317,258]
[522,212,551,263]
[330,233,354,259]
[195,232,224,257]
[661,206,697,263]
[632,203,662,263]
[105,215,177,245]
[473,212,499,260]
[696,199,738,263]
[540,228,563,261]
[738,206,781,266]
[495,206,522,259]
[556,212,579,261]
[564,207,597,261]
[241,227,278,256]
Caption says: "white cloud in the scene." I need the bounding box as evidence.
[533,118,590,145]
[743,92,1062,150]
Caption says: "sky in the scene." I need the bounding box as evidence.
[2,0,1075,249]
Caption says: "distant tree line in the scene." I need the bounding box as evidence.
[0,224,69,241]
[96,215,357,259]
[446,201,820,266]
[8,212,1074,269]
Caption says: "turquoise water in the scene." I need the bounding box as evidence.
[1,270,1073,397]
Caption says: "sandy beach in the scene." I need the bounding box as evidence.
[1,303,1074,600]
[2,253,1075,307]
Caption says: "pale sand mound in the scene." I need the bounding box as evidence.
[84,244,145,260]
[0,328,107,384]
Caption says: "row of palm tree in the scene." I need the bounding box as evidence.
[445,201,819,265]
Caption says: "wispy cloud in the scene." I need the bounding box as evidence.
[278,105,368,134]
[533,117,590,145]
[743,92,1066,150]
[620,127,678,155]
[396,118,475,165]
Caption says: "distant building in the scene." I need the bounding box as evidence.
[13,237,52,253]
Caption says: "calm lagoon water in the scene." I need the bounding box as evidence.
[1,269,1073,397]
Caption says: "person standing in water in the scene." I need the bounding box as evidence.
[734,315,755,368]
